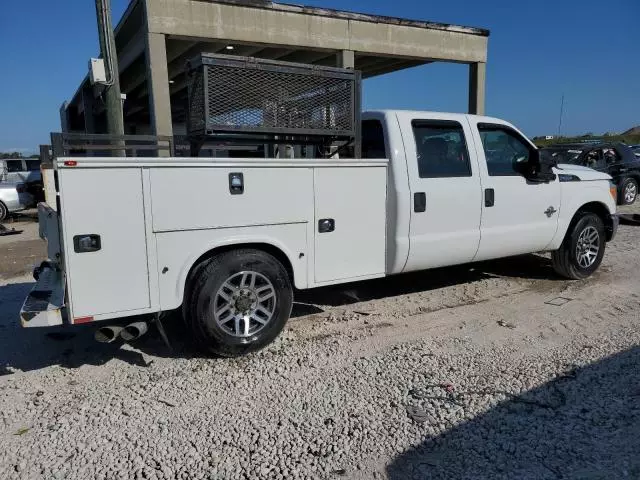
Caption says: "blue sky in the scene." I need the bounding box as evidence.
[0,0,638,153]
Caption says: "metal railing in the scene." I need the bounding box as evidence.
[49,133,175,159]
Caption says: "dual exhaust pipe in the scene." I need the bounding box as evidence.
[94,321,149,344]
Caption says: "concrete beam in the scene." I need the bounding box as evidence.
[468,62,486,115]
[82,86,97,133]
[336,50,354,69]
[145,32,173,140]
[118,30,146,72]
[134,41,226,100]
[363,60,425,79]
[166,39,198,63]
[120,59,148,95]
[278,50,335,64]
[145,0,488,63]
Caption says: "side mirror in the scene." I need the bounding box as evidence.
[512,154,530,176]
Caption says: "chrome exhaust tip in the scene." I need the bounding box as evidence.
[120,321,149,342]
[95,326,123,344]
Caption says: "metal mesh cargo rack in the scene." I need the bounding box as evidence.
[186,53,361,157]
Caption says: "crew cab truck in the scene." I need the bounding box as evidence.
[22,111,619,356]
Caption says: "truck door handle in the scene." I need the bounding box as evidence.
[73,234,101,253]
[485,188,495,207]
[414,192,426,213]
[318,219,335,233]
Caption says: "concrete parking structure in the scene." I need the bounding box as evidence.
[61,0,489,139]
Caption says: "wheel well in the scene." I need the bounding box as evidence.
[184,243,295,294]
[573,202,614,241]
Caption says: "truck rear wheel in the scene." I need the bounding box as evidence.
[551,213,605,280]
[0,201,7,222]
[185,249,293,357]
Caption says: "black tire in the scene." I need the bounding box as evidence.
[185,249,293,357]
[619,177,638,205]
[0,201,7,222]
[551,213,606,280]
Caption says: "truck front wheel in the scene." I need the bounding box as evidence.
[551,213,606,280]
[185,249,293,357]
[620,177,638,205]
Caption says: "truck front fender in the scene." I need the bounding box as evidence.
[547,183,616,251]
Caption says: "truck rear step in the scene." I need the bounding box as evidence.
[21,267,65,327]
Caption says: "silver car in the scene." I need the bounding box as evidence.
[0,182,35,221]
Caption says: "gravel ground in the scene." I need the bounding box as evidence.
[0,204,639,479]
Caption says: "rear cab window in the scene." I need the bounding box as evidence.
[361,120,387,159]
[411,120,472,178]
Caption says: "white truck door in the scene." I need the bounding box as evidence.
[398,113,482,271]
[470,121,561,261]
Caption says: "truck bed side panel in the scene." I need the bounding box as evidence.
[59,168,150,319]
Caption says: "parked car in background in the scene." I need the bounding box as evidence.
[0,182,35,221]
[541,142,640,205]
[0,158,44,203]
[0,158,42,184]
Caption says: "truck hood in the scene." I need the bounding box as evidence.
[553,164,612,181]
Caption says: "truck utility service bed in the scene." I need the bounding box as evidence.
[21,157,388,327]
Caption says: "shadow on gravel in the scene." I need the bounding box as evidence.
[295,254,559,309]
[0,282,186,374]
[0,254,560,371]
[387,346,640,479]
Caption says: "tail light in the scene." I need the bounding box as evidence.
[16,184,26,193]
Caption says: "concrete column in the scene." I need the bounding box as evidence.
[468,62,486,115]
[336,50,355,69]
[145,32,173,146]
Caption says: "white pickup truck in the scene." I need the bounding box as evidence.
[22,110,619,356]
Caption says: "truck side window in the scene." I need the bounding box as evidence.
[361,120,387,159]
[412,120,471,178]
[478,125,532,176]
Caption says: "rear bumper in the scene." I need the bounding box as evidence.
[21,265,65,327]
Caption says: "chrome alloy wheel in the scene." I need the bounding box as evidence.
[624,182,637,204]
[213,271,277,338]
[575,226,600,269]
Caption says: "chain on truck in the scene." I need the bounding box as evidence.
[22,53,619,356]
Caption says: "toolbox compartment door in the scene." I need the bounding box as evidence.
[59,168,150,319]
[313,166,387,284]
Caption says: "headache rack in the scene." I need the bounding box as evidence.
[186,53,361,158]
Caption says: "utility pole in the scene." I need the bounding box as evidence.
[557,93,565,138]
[95,0,125,154]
